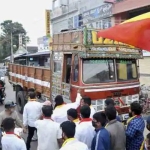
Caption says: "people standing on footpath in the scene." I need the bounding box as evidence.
[60,121,88,150]
[1,118,26,150]
[126,102,145,150]
[35,105,62,150]
[91,112,111,150]
[75,105,95,150]
[23,91,42,150]
[81,96,96,118]
[51,92,82,124]
[105,106,126,150]
[67,108,80,125]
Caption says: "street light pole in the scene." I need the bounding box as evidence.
[10,32,14,63]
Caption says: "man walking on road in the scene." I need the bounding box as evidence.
[23,91,42,150]
[35,105,62,150]
[0,101,25,129]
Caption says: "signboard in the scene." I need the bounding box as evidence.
[19,34,23,46]
[45,10,50,37]
[37,36,49,51]
[86,18,111,29]
[83,4,112,24]
[90,47,140,53]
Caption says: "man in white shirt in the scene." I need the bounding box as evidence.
[75,105,95,150]
[23,91,42,150]
[67,108,80,125]
[60,121,88,150]
[81,96,96,118]
[2,117,26,150]
[51,92,82,124]
[35,105,62,150]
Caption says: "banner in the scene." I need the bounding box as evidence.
[83,4,112,24]
[45,10,50,37]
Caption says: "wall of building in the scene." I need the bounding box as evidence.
[139,56,150,85]
[51,0,113,34]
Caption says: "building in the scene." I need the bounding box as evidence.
[112,0,150,84]
[112,0,150,25]
[51,0,113,33]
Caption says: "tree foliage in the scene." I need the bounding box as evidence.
[0,20,30,60]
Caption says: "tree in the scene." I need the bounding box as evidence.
[0,20,30,60]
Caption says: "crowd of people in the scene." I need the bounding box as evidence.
[0,90,150,150]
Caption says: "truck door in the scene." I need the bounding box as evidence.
[70,54,80,101]
[62,54,72,102]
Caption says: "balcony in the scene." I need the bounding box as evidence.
[51,2,78,20]
[113,0,150,14]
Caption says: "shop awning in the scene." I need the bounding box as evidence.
[97,12,150,51]
[25,51,50,57]
[4,53,26,60]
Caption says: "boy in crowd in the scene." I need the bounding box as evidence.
[67,108,80,125]
[1,118,26,150]
[91,112,111,150]
[105,98,121,122]
[60,121,88,150]
[81,96,96,118]
[105,106,126,150]
[35,105,62,150]
[126,102,145,150]
[23,91,42,150]
[75,105,95,149]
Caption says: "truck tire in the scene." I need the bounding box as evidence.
[16,91,25,114]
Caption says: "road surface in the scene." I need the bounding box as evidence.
[1,77,37,150]
[1,77,149,150]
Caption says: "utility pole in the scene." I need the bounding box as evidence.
[10,32,14,63]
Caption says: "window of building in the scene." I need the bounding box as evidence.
[54,61,61,73]
[73,55,79,82]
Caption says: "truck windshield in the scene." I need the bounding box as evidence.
[116,59,138,81]
[83,59,115,84]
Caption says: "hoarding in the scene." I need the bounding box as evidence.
[45,10,50,37]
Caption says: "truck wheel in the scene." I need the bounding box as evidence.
[16,91,25,114]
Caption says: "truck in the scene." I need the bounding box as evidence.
[8,27,143,121]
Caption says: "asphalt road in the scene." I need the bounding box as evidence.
[2,77,150,150]
[2,77,37,150]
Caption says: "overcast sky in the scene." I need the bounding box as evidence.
[0,0,52,46]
